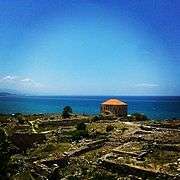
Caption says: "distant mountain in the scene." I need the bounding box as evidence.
[0,92,17,96]
[0,88,27,96]
[0,88,21,94]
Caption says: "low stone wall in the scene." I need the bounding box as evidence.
[112,149,139,157]
[37,139,106,168]
[14,124,31,130]
[38,155,68,167]
[66,139,106,157]
[130,135,180,144]
[151,121,180,129]
[140,125,180,132]
[39,118,90,127]
[101,159,177,179]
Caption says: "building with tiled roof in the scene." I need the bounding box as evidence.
[101,99,128,117]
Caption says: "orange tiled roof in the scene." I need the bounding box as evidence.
[101,99,127,106]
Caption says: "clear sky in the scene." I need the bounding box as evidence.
[0,0,180,95]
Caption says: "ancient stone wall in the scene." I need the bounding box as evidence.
[101,104,127,117]
[39,118,90,127]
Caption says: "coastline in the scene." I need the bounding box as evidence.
[0,95,180,120]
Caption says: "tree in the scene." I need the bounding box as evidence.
[63,106,72,113]
[62,106,73,119]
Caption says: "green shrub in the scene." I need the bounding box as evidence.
[64,128,89,141]
[0,114,9,123]
[17,115,25,124]
[92,116,100,122]
[89,131,106,139]
[69,130,89,141]
[106,125,114,132]
[76,122,86,131]
[43,143,57,152]
[131,113,148,121]
[14,113,22,118]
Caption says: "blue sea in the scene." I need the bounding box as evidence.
[0,96,180,120]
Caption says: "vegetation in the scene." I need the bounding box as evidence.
[92,115,100,122]
[0,128,11,179]
[62,106,73,118]
[17,115,26,124]
[67,123,88,140]
[131,112,149,121]
[0,114,10,123]
[106,125,114,132]
[27,142,73,160]
[76,122,86,131]
[66,130,89,141]
[0,112,179,179]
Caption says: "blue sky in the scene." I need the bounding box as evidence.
[0,0,180,95]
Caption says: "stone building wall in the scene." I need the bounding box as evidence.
[101,105,127,117]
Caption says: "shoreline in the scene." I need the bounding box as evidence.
[1,95,180,119]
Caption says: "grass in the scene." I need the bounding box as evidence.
[36,125,58,132]
[142,150,179,174]
[27,142,74,160]
[63,129,89,141]
[114,149,180,174]
[115,142,144,153]
[87,122,130,134]
[146,150,179,164]
[57,156,118,179]
[81,145,112,162]
[11,170,35,180]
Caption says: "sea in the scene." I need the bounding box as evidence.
[0,96,180,120]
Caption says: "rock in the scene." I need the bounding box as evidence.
[177,168,180,172]
[117,157,123,160]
